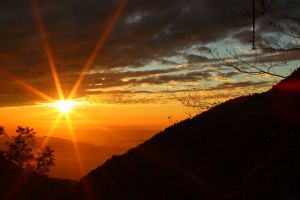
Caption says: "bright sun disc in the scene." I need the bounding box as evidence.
[52,100,76,114]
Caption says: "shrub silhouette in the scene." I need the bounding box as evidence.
[36,146,55,176]
[6,126,36,168]
[2,126,55,176]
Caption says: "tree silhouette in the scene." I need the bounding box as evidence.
[176,93,221,117]
[0,126,6,156]
[6,126,36,168]
[0,126,6,136]
[2,126,56,176]
[35,146,55,176]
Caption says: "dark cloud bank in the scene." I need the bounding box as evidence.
[0,0,299,106]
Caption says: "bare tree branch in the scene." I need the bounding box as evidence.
[209,48,287,78]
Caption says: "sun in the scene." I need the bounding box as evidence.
[52,100,77,114]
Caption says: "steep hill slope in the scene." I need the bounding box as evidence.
[77,69,300,200]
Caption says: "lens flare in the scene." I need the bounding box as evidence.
[52,100,77,114]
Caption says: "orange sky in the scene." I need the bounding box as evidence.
[0,103,187,147]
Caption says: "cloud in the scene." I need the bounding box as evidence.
[0,0,298,106]
[211,80,272,90]
[186,54,209,64]
[84,68,213,89]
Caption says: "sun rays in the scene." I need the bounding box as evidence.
[5,0,127,196]
[29,0,65,100]
[2,0,127,185]
[68,0,128,100]
[23,0,127,146]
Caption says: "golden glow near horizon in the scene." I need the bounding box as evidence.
[51,100,77,114]
[3,0,129,180]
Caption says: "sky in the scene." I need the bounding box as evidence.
[0,0,299,149]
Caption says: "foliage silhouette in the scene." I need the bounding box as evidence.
[36,146,55,176]
[2,126,55,176]
[0,126,5,136]
[6,126,36,168]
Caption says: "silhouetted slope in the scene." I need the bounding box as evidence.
[77,69,300,200]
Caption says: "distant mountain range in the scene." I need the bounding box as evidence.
[0,136,127,180]
[74,69,300,200]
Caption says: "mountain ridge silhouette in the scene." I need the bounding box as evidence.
[75,69,300,200]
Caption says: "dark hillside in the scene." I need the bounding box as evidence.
[76,69,300,200]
